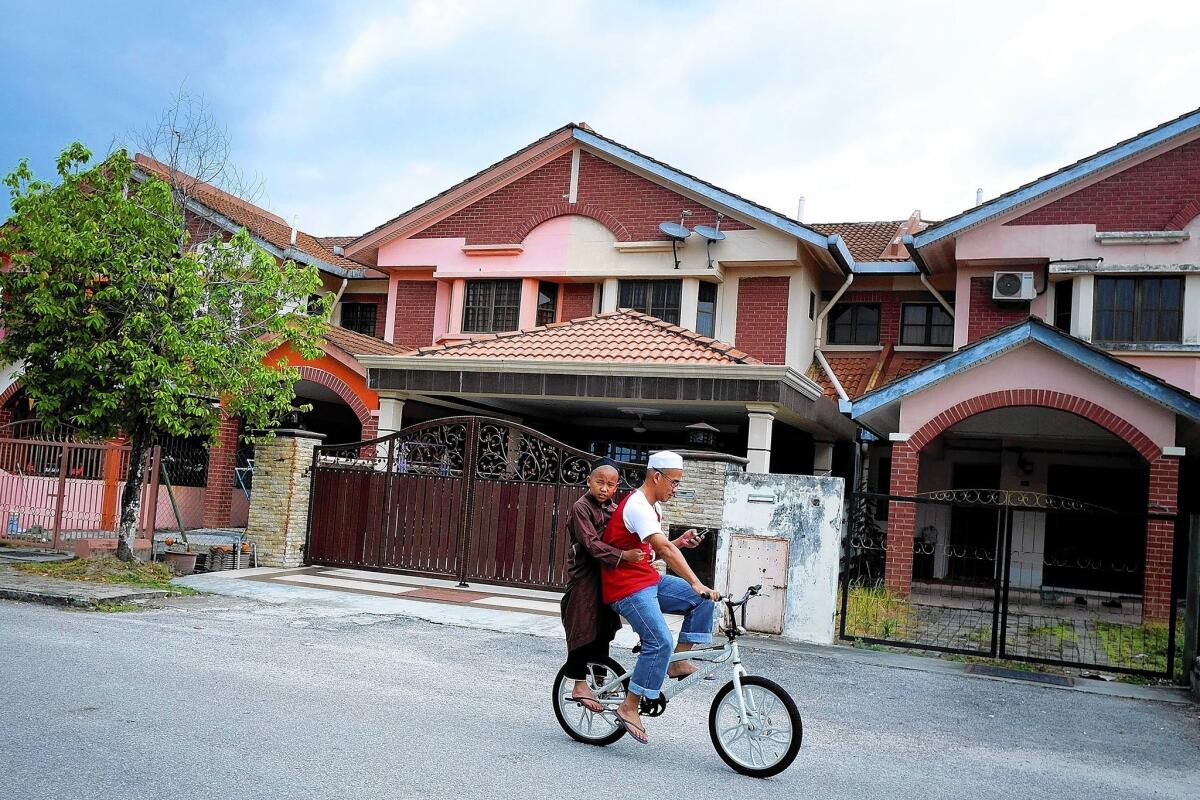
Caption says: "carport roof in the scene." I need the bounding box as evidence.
[849,317,1200,436]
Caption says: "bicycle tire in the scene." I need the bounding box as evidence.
[708,675,802,778]
[552,656,629,746]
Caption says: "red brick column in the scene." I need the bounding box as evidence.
[1143,455,1179,622]
[204,414,241,528]
[884,441,920,597]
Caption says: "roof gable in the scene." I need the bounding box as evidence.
[347,124,851,272]
[413,309,762,365]
[913,106,1200,248]
[133,154,377,279]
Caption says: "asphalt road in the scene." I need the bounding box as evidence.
[1,596,1197,800]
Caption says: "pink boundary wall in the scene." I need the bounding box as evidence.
[0,473,209,533]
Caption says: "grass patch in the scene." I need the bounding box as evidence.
[1094,620,1181,675]
[843,586,913,640]
[15,556,198,595]
[90,600,142,613]
[966,625,993,645]
[1027,623,1079,645]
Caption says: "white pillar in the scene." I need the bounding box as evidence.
[1183,274,1200,344]
[745,403,776,474]
[1071,274,1095,341]
[378,397,406,437]
[679,278,700,331]
[813,440,834,477]
[601,278,619,313]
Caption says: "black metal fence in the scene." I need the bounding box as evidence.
[839,489,1184,678]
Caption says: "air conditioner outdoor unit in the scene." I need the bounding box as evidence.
[992,271,1036,301]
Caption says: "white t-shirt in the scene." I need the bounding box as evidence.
[622,490,664,542]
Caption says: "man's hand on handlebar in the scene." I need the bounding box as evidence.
[692,582,721,601]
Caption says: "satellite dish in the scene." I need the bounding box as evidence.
[692,225,725,242]
[658,214,692,269]
[694,213,726,269]
[658,221,691,240]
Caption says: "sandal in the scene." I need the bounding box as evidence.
[613,708,649,745]
[570,692,604,713]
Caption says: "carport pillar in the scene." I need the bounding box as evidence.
[884,439,919,599]
[745,404,776,474]
[377,397,406,438]
[1143,453,1180,622]
[245,429,326,568]
[203,413,241,528]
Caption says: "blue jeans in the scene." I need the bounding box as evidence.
[610,575,715,699]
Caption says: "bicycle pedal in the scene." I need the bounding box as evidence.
[639,696,667,717]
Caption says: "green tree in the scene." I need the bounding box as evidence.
[0,143,328,560]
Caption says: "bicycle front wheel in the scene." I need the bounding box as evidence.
[709,675,801,778]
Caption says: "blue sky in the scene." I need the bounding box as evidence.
[3,0,1199,235]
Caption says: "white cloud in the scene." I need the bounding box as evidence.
[220,0,1200,234]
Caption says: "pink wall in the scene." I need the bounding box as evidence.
[953,266,1050,348]
[1119,354,1200,396]
[898,343,1176,448]
[0,476,207,534]
[378,215,574,276]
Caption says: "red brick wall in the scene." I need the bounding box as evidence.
[393,281,437,348]
[573,152,751,241]
[1143,456,1179,621]
[965,277,1028,343]
[338,292,387,339]
[884,442,919,597]
[560,283,596,321]
[184,209,231,247]
[413,151,751,244]
[1009,138,1200,231]
[735,277,789,364]
[203,414,240,528]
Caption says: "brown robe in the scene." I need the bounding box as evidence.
[560,492,623,653]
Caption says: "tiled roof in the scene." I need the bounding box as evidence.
[808,348,944,399]
[323,325,415,357]
[414,310,762,364]
[133,154,377,276]
[808,354,877,399]
[809,221,908,262]
[315,236,358,247]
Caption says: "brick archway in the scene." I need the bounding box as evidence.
[513,203,631,242]
[0,380,23,408]
[296,366,373,430]
[885,390,1178,620]
[907,389,1159,462]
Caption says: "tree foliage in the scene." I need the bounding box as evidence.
[0,143,328,556]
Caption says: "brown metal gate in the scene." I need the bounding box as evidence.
[305,417,639,590]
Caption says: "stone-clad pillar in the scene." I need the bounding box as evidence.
[660,450,749,532]
[245,429,325,567]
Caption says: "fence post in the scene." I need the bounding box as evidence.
[1184,515,1199,687]
[50,442,69,551]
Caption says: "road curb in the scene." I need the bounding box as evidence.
[0,585,170,608]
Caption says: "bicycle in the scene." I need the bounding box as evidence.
[552,585,802,778]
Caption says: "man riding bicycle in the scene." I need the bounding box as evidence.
[599,450,718,745]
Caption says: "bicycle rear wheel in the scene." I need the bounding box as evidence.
[709,675,801,778]
[552,656,628,746]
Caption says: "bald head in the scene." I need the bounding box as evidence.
[587,464,619,503]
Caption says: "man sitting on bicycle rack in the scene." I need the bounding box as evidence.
[599,450,719,745]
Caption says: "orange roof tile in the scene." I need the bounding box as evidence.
[133,154,379,277]
[809,221,909,262]
[808,353,879,399]
[323,326,415,357]
[415,310,762,365]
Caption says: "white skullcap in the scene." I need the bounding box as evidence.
[646,450,684,470]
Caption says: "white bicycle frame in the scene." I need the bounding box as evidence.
[588,639,754,724]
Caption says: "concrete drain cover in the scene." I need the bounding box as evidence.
[967,665,1074,686]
